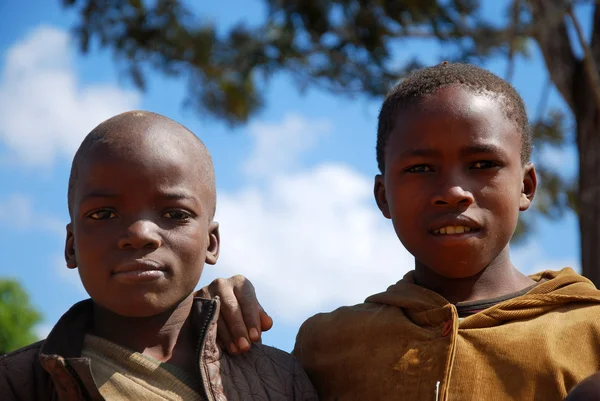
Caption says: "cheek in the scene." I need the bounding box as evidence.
[388,182,426,220]
[73,229,109,262]
[481,177,522,223]
[170,227,208,262]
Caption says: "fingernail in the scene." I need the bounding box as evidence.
[238,337,250,351]
[229,343,238,353]
[249,328,259,341]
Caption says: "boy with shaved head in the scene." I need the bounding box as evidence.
[0,111,317,401]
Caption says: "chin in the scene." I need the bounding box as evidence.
[103,295,178,318]
[427,258,487,279]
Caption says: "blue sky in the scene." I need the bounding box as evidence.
[0,1,586,352]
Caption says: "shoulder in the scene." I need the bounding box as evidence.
[0,341,50,400]
[235,342,305,374]
[0,340,43,369]
[218,344,318,400]
[296,302,394,343]
[292,302,397,366]
[304,302,390,327]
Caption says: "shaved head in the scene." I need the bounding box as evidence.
[68,110,216,218]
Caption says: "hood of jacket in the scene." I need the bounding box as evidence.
[365,267,600,329]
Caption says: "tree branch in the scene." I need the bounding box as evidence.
[528,0,578,111]
[589,4,600,75]
[567,6,600,110]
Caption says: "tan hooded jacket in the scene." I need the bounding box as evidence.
[293,268,600,401]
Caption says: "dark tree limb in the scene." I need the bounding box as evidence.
[529,0,578,111]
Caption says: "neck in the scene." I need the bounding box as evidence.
[413,246,536,304]
[91,294,195,362]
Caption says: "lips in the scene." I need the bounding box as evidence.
[429,215,482,235]
[113,259,167,275]
[111,259,169,283]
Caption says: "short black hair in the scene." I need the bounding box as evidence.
[67,111,216,219]
[376,62,532,173]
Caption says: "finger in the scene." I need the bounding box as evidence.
[234,277,263,342]
[216,316,237,355]
[259,305,274,332]
[197,285,212,299]
[214,279,252,352]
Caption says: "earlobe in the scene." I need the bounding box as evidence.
[205,222,220,265]
[519,162,537,211]
[374,175,392,219]
[65,223,77,269]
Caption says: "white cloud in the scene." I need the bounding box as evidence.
[0,194,64,235]
[0,26,140,166]
[207,116,413,324]
[243,114,332,176]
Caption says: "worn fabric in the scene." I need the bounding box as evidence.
[82,334,203,401]
[293,268,600,401]
[0,294,318,401]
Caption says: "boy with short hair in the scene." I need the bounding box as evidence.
[205,63,600,400]
[0,111,317,401]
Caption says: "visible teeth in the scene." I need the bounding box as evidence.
[435,226,473,235]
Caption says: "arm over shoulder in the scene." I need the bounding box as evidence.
[0,342,55,401]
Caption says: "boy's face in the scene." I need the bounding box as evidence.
[374,86,536,279]
[65,132,219,317]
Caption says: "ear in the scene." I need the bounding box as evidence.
[65,223,78,269]
[205,221,220,265]
[374,174,391,219]
[519,162,537,211]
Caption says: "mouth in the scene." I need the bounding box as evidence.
[429,215,483,237]
[112,259,168,283]
[432,225,478,235]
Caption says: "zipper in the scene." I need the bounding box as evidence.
[438,306,460,401]
[196,299,217,401]
[64,361,93,401]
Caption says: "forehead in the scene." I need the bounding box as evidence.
[73,131,213,204]
[389,86,521,152]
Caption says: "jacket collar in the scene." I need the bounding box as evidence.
[365,268,600,328]
[38,293,221,400]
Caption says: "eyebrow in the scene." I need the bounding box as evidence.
[79,191,119,204]
[399,148,442,159]
[159,191,199,202]
[399,144,507,159]
[79,190,200,204]
[459,144,507,157]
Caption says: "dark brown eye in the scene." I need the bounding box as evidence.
[162,210,192,220]
[471,161,498,169]
[88,210,117,220]
[406,165,432,173]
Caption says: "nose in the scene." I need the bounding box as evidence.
[432,185,474,208]
[118,219,162,250]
